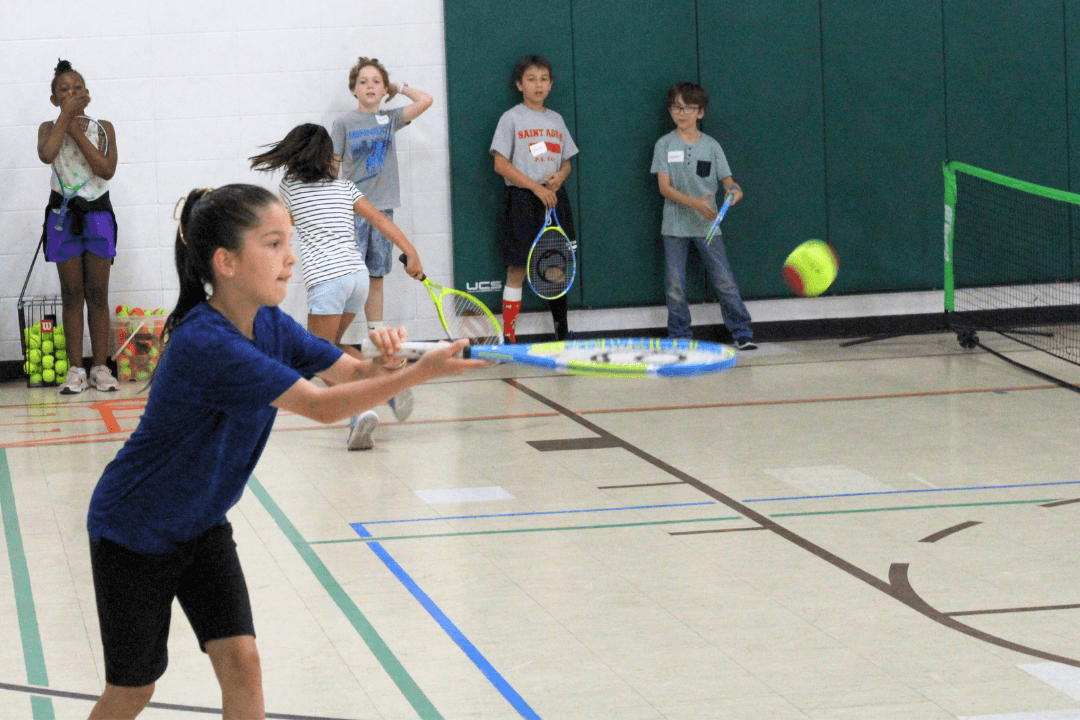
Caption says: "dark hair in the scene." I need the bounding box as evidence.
[51,58,84,95]
[349,56,390,91]
[249,124,336,183]
[667,82,709,113]
[512,55,553,84]
[164,185,280,339]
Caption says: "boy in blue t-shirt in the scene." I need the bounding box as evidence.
[650,82,756,350]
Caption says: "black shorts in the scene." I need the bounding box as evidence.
[89,523,255,687]
[500,185,576,267]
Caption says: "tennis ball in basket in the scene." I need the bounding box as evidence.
[41,340,54,355]
[54,333,66,349]
[29,373,42,385]
[782,239,839,297]
[42,369,55,384]
[55,360,68,377]
[42,355,54,370]
[28,334,40,350]
[28,349,41,363]
[55,349,67,362]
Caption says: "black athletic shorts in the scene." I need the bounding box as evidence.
[500,185,576,266]
[89,523,255,687]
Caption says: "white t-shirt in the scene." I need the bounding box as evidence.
[279,177,366,290]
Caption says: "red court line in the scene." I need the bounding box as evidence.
[0,383,1059,448]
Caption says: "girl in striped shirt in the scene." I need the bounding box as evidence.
[251,123,424,450]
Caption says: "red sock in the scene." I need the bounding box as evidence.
[501,300,521,342]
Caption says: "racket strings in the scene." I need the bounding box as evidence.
[529,229,574,298]
[444,293,501,345]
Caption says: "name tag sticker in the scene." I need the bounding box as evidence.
[529,141,547,157]
[375,114,390,125]
[667,150,684,163]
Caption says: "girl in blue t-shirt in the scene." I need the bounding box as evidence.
[85,184,482,719]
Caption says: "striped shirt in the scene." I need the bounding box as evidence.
[279,177,366,290]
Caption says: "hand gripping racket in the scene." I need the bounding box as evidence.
[704,191,734,244]
[360,337,736,378]
[52,116,109,231]
[399,254,503,345]
[526,208,577,299]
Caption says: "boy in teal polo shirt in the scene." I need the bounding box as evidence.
[650,82,756,350]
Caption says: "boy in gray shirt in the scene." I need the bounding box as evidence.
[650,82,756,350]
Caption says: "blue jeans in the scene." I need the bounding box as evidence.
[663,234,753,341]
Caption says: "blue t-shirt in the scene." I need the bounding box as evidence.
[87,302,342,555]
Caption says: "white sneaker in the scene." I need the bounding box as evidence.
[90,365,119,391]
[59,367,88,395]
[387,388,415,422]
[347,410,379,451]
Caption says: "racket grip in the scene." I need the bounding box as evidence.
[359,339,471,360]
[398,253,427,282]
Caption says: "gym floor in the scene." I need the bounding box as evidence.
[2,331,1080,719]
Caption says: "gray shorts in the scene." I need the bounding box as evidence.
[355,209,394,277]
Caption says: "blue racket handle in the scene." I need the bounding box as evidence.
[705,192,735,243]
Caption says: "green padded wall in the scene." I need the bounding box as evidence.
[570,0,697,307]
[821,0,947,292]
[446,0,1080,311]
[943,0,1069,188]
[700,0,826,299]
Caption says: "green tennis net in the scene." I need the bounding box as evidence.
[944,160,1080,363]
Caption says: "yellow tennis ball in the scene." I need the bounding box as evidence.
[42,355,54,369]
[55,360,68,377]
[28,349,41,363]
[782,239,839,297]
[42,369,55,384]
[29,373,42,385]
[41,340,54,355]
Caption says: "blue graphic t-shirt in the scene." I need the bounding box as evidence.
[331,107,407,210]
[87,303,342,555]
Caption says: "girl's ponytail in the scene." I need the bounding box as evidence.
[163,185,279,341]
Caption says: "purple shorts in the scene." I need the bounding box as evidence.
[45,209,116,264]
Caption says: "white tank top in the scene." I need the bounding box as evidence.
[49,120,108,201]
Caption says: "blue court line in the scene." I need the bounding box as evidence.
[357,501,715,526]
[0,449,55,719]
[743,479,1080,503]
[353,522,542,720]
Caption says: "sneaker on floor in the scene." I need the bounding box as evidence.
[735,338,758,351]
[387,388,415,422]
[59,367,88,395]
[90,365,119,391]
[346,410,379,451]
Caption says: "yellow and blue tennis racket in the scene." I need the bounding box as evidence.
[361,337,736,378]
[526,208,576,299]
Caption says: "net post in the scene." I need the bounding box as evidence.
[942,160,958,313]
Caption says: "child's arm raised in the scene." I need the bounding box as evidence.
[353,196,425,278]
[388,83,433,123]
[493,151,558,209]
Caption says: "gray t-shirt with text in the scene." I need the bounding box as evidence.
[490,104,578,185]
[331,107,407,210]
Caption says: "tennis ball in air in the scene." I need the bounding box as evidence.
[782,240,839,297]
[55,360,68,377]
[42,369,55,384]
[41,340,54,355]
[42,355,54,370]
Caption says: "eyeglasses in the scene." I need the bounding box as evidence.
[670,105,700,115]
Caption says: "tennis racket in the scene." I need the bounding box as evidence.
[51,116,109,232]
[704,191,734,244]
[526,208,577,299]
[360,337,737,378]
[399,254,502,345]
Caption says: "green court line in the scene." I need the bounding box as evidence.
[310,498,1053,545]
[0,449,55,720]
[246,476,444,720]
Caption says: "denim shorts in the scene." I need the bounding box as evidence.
[307,268,370,316]
[355,209,394,277]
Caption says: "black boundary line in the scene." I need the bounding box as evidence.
[0,681,357,719]
[947,602,1080,617]
[597,481,686,490]
[505,377,1080,667]
[669,526,765,537]
[1042,497,1080,507]
[919,520,982,543]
